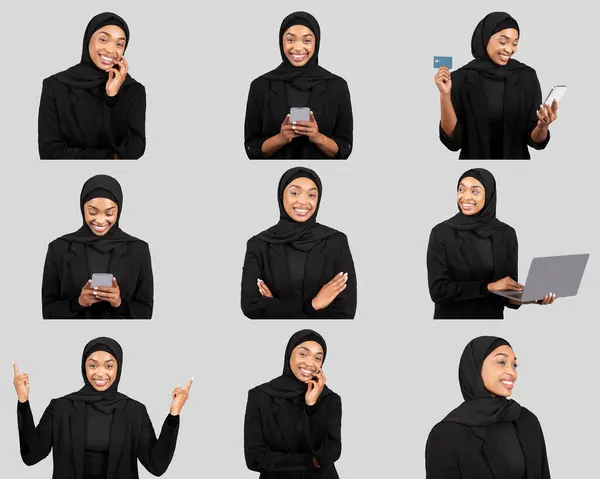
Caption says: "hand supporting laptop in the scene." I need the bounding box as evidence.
[488,276,556,306]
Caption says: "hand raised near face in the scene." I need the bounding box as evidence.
[170,378,193,416]
[312,272,348,311]
[93,277,122,308]
[435,67,452,95]
[305,369,326,406]
[106,56,129,97]
[13,361,29,403]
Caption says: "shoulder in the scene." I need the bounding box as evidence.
[247,235,267,250]
[431,222,454,238]
[427,420,471,445]
[517,406,542,427]
[47,237,70,253]
[450,68,469,83]
[125,80,146,95]
[323,390,341,405]
[249,76,270,92]
[247,385,271,403]
[325,230,348,245]
[128,239,150,253]
[42,75,63,90]
[326,75,348,88]
[499,224,517,240]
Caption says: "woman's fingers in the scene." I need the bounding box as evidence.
[13,361,19,377]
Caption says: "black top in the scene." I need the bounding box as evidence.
[244,76,353,159]
[244,387,342,479]
[286,83,311,108]
[241,233,357,319]
[84,405,113,479]
[286,245,308,297]
[426,223,520,319]
[38,12,145,159]
[42,238,154,319]
[488,422,526,477]
[426,407,550,479]
[439,66,550,159]
[17,399,179,479]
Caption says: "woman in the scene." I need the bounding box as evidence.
[38,12,146,159]
[244,11,353,159]
[434,12,559,159]
[425,336,551,478]
[244,329,342,478]
[241,167,357,319]
[42,174,153,319]
[14,336,191,479]
[426,168,554,319]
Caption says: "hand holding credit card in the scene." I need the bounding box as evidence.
[434,56,453,69]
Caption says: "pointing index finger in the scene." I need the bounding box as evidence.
[13,360,19,375]
[185,377,194,392]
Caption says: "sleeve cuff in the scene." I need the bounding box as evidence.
[17,400,30,411]
[480,283,492,297]
[303,300,317,315]
[166,414,180,427]
[69,298,85,315]
[304,455,317,469]
[114,299,129,316]
[105,93,119,106]
[305,403,318,416]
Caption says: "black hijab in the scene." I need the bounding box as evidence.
[261,12,336,91]
[63,337,129,414]
[463,12,527,79]
[53,12,137,90]
[259,329,332,402]
[443,336,522,427]
[443,168,506,238]
[256,167,339,251]
[59,174,139,253]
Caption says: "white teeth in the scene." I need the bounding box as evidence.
[101,55,115,62]
[501,381,513,385]
[300,368,313,374]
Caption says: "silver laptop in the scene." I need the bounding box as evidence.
[492,254,590,302]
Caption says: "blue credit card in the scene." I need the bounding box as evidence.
[433,56,453,69]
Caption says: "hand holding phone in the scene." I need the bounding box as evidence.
[543,85,567,106]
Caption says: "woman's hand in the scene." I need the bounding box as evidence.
[435,67,452,95]
[293,111,321,143]
[312,272,348,311]
[79,280,101,307]
[279,114,301,144]
[93,277,122,308]
[312,457,321,468]
[536,293,556,305]
[257,279,274,298]
[13,362,29,403]
[170,378,193,416]
[487,276,524,292]
[305,369,326,406]
[536,99,558,129]
[106,56,129,97]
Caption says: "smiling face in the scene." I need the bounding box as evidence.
[289,341,324,382]
[84,198,118,236]
[282,24,316,67]
[88,25,127,70]
[283,177,319,222]
[486,28,519,66]
[481,345,518,397]
[85,351,118,391]
[457,177,485,215]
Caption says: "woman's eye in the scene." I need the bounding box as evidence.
[498,361,505,366]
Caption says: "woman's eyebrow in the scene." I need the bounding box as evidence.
[98,31,126,41]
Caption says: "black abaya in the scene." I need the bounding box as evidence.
[439,12,551,159]
[244,330,342,479]
[241,167,357,319]
[425,336,550,478]
[42,175,153,319]
[244,12,353,159]
[38,12,146,159]
[17,337,180,479]
[427,168,520,319]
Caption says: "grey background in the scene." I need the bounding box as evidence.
[0,0,597,477]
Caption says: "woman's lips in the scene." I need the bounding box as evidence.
[92,223,109,233]
[460,202,476,211]
[299,367,314,378]
[293,207,311,217]
[499,53,511,62]
[94,378,109,387]
[501,379,515,390]
[290,52,307,63]
[100,54,116,65]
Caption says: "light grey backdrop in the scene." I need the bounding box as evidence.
[0,0,597,477]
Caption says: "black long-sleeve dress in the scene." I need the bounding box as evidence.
[17,399,179,479]
[426,222,521,319]
[244,387,342,479]
[42,238,153,319]
[241,233,357,319]
[38,76,146,159]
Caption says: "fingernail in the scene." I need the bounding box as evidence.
[191,377,195,381]
[94,287,98,290]
[338,272,343,275]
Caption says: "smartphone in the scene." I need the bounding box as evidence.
[543,85,567,106]
[434,56,453,69]
[91,273,113,288]
[290,107,310,123]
